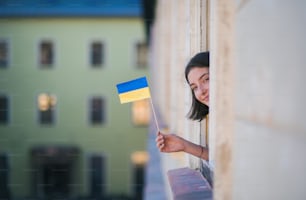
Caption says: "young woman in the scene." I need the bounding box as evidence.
[156,51,209,161]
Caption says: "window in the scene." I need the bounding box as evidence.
[135,42,148,69]
[90,41,104,67]
[0,95,9,124]
[132,99,150,126]
[200,116,213,185]
[0,153,10,198]
[89,97,105,125]
[37,93,56,125]
[0,40,9,68]
[39,40,54,67]
[89,155,106,197]
[131,151,148,200]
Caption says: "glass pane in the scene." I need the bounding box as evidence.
[0,153,10,197]
[0,41,8,68]
[89,155,105,196]
[0,96,8,124]
[38,93,56,124]
[91,42,103,66]
[40,41,53,66]
[90,97,104,124]
[136,42,148,68]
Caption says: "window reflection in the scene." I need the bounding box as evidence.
[132,99,150,126]
[38,93,56,125]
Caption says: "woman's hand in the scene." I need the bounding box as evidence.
[155,132,185,153]
[155,131,209,160]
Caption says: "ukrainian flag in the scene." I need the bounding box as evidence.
[116,76,151,104]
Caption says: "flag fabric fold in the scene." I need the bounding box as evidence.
[116,76,151,104]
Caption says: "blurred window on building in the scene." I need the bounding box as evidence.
[90,97,105,124]
[89,155,106,198]
[39,40,54,67]
[135,42,148,69]
[131,151,148,200]
[90,41,104,67]
[0,153,10,199]
[132,99,150,126]
[0,40,8,68]
[37,93,56,125]
[31,147,79,198]
[0,95,9,125]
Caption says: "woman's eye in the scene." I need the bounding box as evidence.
[202,76,209,83]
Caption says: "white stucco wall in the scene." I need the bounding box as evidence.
[149,0,306,199]
[232,0,306,199]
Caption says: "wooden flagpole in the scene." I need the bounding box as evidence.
[149,98,160,133]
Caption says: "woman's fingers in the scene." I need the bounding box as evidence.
[157,139,164,149]
[155,134,165,150]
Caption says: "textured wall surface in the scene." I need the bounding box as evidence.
[232,0,306,199]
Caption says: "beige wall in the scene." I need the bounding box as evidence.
[211,0,306,199]
[150,0,306,199]
[232,0,306,199]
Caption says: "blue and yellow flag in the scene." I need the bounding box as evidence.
[116,76,151,104]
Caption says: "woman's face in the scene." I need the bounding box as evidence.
[187,66,209,106]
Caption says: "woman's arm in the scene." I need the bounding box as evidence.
[183,138,209,160]
[156,132,209,161]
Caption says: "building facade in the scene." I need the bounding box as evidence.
[0,0,149,199]
[145,0,306,200]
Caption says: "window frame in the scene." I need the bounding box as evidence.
[86,153,107,197]
[0,38,10,69]
[88,95,107,126]
[131,99,150,127]
[0,94,10,125]
[37,38,57,69]
[36,93,57,126]
[130,39,148,69]
[88,39,107,69]
[0,152,10,196]
[130,151,148,199]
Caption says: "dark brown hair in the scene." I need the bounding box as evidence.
[185,51,209,121]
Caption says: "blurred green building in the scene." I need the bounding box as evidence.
[0,0,150,199]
